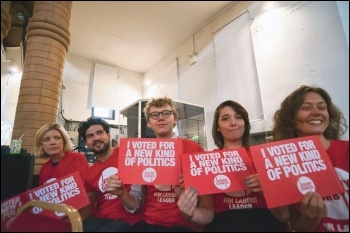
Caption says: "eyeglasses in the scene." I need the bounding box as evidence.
[148,110,173,120]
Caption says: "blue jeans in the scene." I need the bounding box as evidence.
[83,216,133,232]
[132,221,195,232]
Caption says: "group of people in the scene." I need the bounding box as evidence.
[31,85,348,232]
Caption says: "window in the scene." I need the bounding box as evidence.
[91,107,115,120]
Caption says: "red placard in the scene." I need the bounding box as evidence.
[181,148,255,195]
[1,192,29,231]
[118,138,182,185]
[1,171,89,231]
[249,135,345,208]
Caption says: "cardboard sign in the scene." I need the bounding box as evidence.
[1,171,89,230]
[249,135,345,208]
[1,192,28,231]
[181,148,255,195]
[118,138,182,185]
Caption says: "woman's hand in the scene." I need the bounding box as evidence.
[177,187,198,220]
[174,174,185,197]
[300,192,327,219]
[244,174,262,193]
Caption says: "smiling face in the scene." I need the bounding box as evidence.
[84,124,111,155]
[217,106,245,148]
[295,92,329,137]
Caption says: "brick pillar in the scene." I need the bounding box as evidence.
[1,1,11,43]
[12,1,72,154]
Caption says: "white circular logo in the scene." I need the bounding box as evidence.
[142,167,157,182]
[214,175,231,190]
[55,210,65,217]
[99,167,118,192]
[297,176,315,194]
[44,178,57,184]
[55,204,67,217]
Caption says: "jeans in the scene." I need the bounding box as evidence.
[132,221,195,232]
[83,216,133,232]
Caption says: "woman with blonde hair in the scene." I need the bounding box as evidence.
[35,123,89,186]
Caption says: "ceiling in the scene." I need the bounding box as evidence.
[4,1,237,73]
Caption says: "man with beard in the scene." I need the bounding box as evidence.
[78,117,145,232]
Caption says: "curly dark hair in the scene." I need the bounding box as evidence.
[212,100,251,149]
[272,85,348,141]
[78,117,111,141]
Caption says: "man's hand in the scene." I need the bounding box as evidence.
[106,174,126,196]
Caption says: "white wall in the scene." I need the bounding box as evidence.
[60,53,143,126]
[337,1,349,46]
[143,1,349,149]
[1,1,349,148]
[249,1,349,139]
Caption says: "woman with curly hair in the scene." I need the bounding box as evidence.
[272,85,349,232]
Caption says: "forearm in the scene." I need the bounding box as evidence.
[184,194,214,225]
[189,206,214,225]
[289,192,325,231]
[270,205,290,223]
[118,190,137,210]
[81,191,96,219]
[290,214,321,231]
[120,185,145,213]
[79,205,92,220]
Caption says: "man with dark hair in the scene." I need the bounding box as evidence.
[78,117,145,232]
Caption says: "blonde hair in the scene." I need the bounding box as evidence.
[143,96,179,126]
[35,123,73,158]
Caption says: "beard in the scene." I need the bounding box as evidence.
[90,141,110,155]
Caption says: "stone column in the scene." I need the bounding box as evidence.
[1,1,11,43]
[12,1,72,154]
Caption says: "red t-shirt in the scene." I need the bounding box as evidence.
[39,151,89,185]
[319,140,349,232]
[143,139,205,231]
[85,147,144,225]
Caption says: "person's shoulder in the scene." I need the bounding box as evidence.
[107,147,119,158]
[66,151,86,157]
[337,139,348,144]
[42,158,52,166]
[330,139,349,147]
[180,138,204,151]
[180,138,199,145]
[328,140,349,155]
[65,151,88,161]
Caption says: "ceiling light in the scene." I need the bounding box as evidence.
[263,3,274,10]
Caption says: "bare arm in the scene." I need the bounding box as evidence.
[78,191,96,220]
[290,192,326,232]
[245,174,290,224]
[270,205,291,224]
[177,187,215,225]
